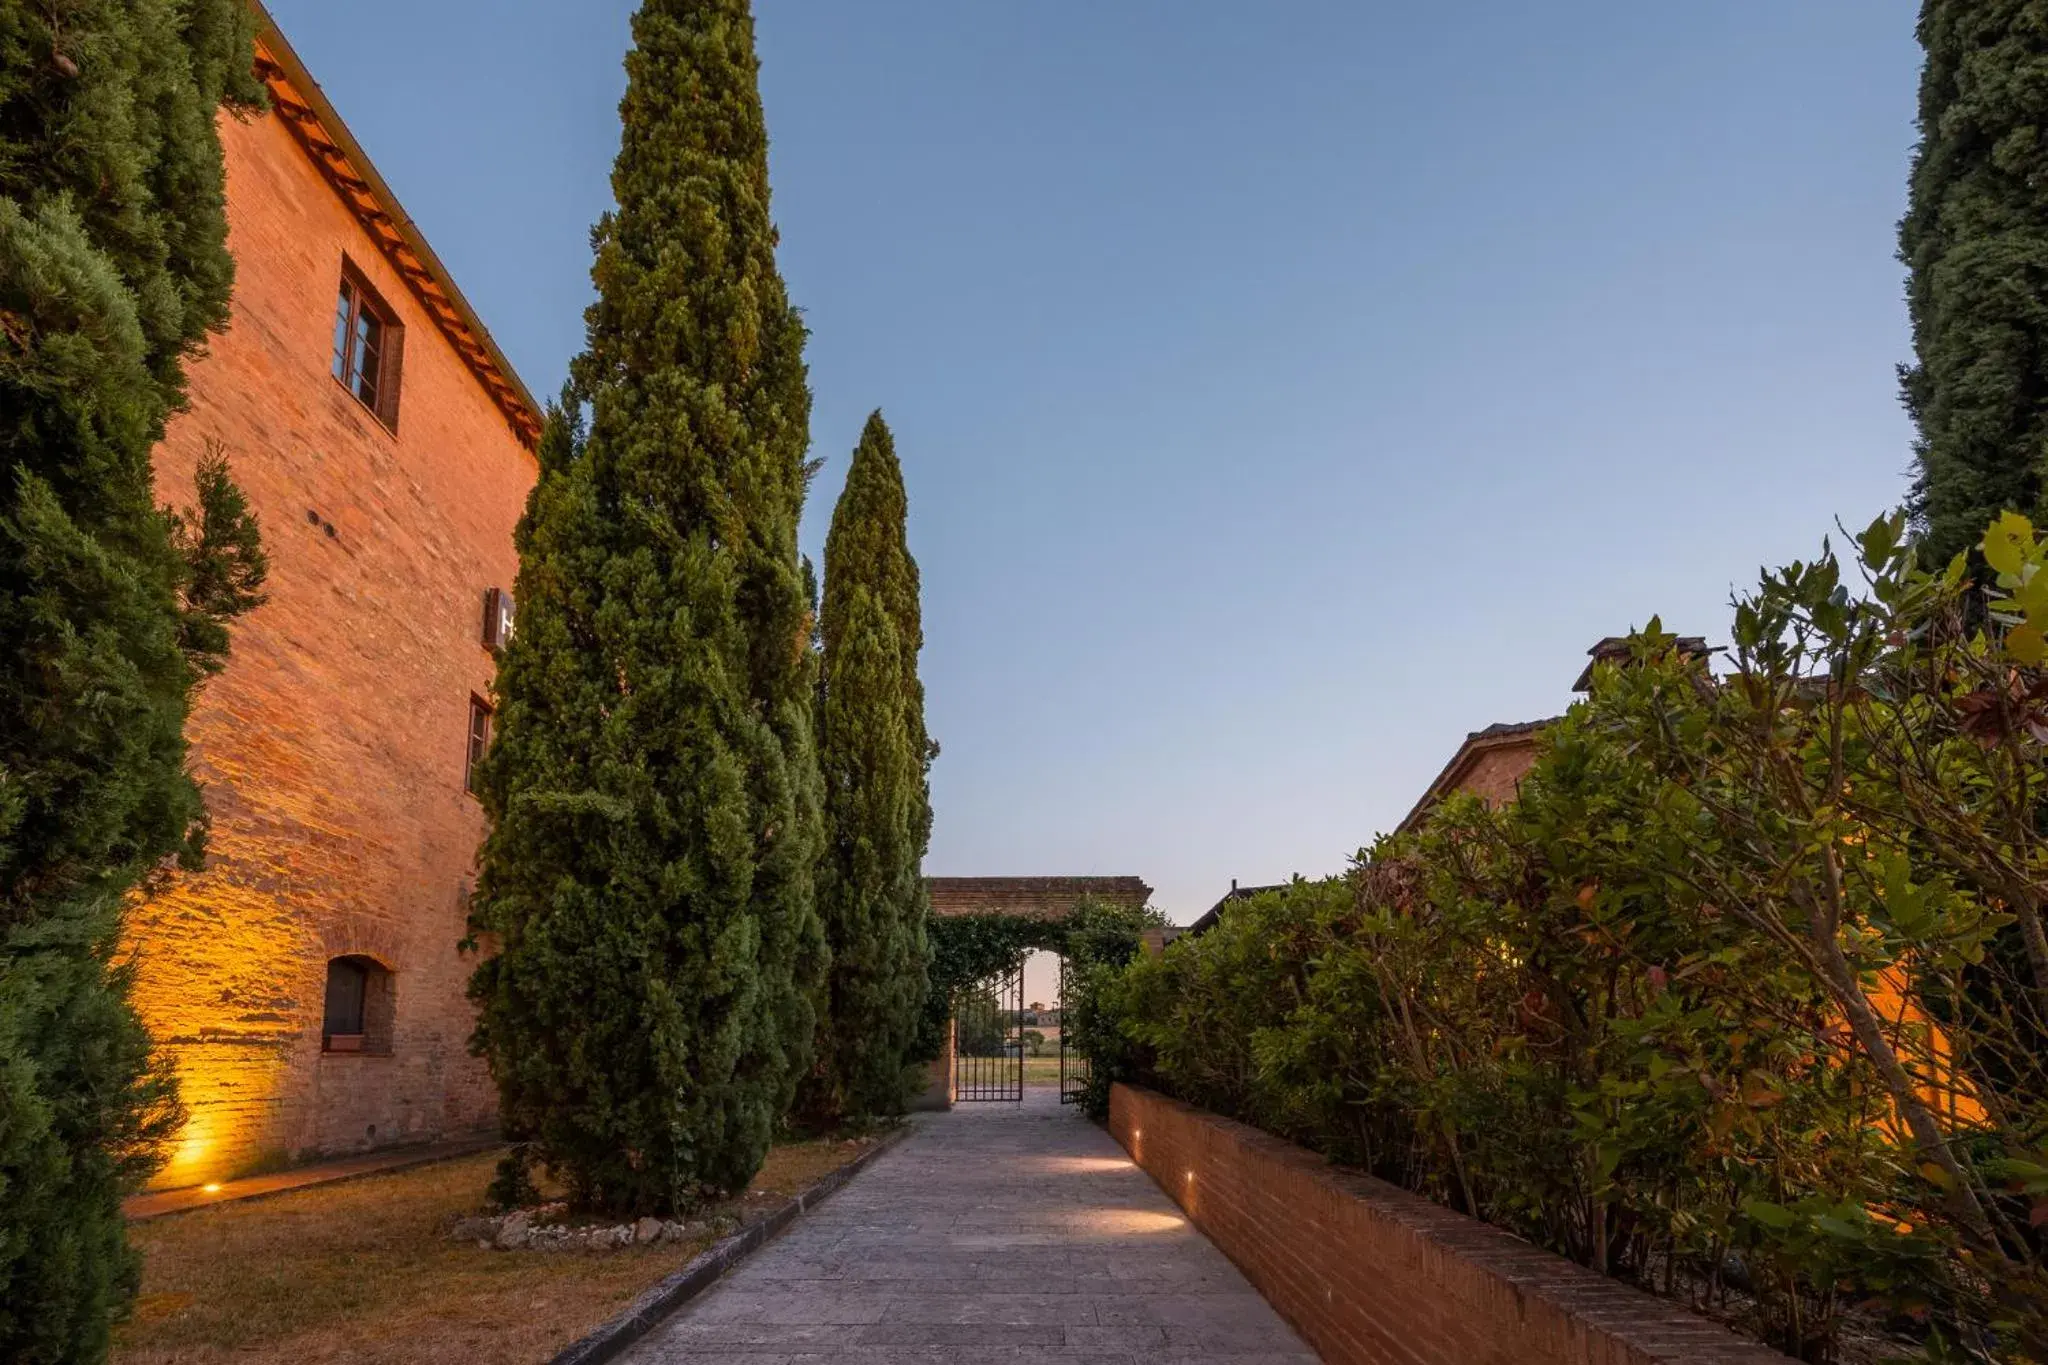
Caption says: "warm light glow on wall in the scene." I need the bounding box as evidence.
[126,873,305,1190]
[1870,964,1989,1135]
[164,1121,210,1189]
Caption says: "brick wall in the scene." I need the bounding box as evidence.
[1455,739,1541,809]
[910,1021,956,1112]
[1110,1085,1791,1365]
[132,101,535,1189]
[927,876,1153,919]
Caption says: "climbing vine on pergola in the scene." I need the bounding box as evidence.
[919,914,1067,1055]
[916,902,1162,1066]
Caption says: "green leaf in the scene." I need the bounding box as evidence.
[1743,1199,1797,1229]
[1857,513,1899,568]
[2016,563,2048,619]
[1982,512,2033,578]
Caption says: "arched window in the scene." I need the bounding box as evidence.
[322,955,395,1055]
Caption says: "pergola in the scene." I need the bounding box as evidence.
[916,877,1153,1109]
[926,876,1152,921]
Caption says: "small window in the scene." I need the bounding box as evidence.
[322,955,394,1054]
[482,587,515,651]
[466,696,492,796]
[331,263,402,431]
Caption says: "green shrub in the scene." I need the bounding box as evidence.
[0,4,266,1360]
[1056,898,1162,1119]
[1108,514,2048,1361]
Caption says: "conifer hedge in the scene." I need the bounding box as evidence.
[467,0,825,1216]
[796,413,933,1126]
[0,2,268,1359]
[1902,0,2048,565]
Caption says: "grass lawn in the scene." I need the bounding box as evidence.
[1021,1056,1064,1086]
[114,1136,881,1365]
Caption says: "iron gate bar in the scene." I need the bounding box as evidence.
[952,958,1024,1102]
[1058,954,1088,1104]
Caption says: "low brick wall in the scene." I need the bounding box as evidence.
[1109,1084,1790,1365]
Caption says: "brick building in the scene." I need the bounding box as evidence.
[1394,635,1710,833]
[133,6,542,1189]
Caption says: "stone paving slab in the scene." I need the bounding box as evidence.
[623,1088,1317,1363]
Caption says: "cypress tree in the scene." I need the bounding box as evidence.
[468,0,825,1216]
[0,2,268,1359]
[797,412,933,1126]
[1901,1,2048,565]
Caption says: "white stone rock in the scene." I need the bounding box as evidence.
[494,1211,532,1250]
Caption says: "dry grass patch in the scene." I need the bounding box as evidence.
[114,1135,885,1365]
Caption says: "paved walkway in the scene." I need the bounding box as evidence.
[625,1088,1316,1363]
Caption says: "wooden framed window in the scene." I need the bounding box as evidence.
[322,955,394,1055]
[331,262,403,431]
[465,696,492,797]
[481,587,515,651]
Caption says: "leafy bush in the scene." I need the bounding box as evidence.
[1107,513,2048,1362]
[1055,898,1163,1118]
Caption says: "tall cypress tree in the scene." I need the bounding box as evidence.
[468,0,825,1216]
[797,412,933,1126]
[1901,1,2048,566]
[0,2,268,1359]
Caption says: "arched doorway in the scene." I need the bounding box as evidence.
[920,876,1154,1109]
[947,947,1090,1104]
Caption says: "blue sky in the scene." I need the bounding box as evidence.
[264,0,1923,922]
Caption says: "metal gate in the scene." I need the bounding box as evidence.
[1058,955,1088,1105]
[952,959,1024,1102]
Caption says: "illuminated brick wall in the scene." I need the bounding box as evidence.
[134,97,535,1190]
[1111,1084,1792,1365]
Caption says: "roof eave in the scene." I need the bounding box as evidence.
[1394,720,1556,835]
[246,1,544,449]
